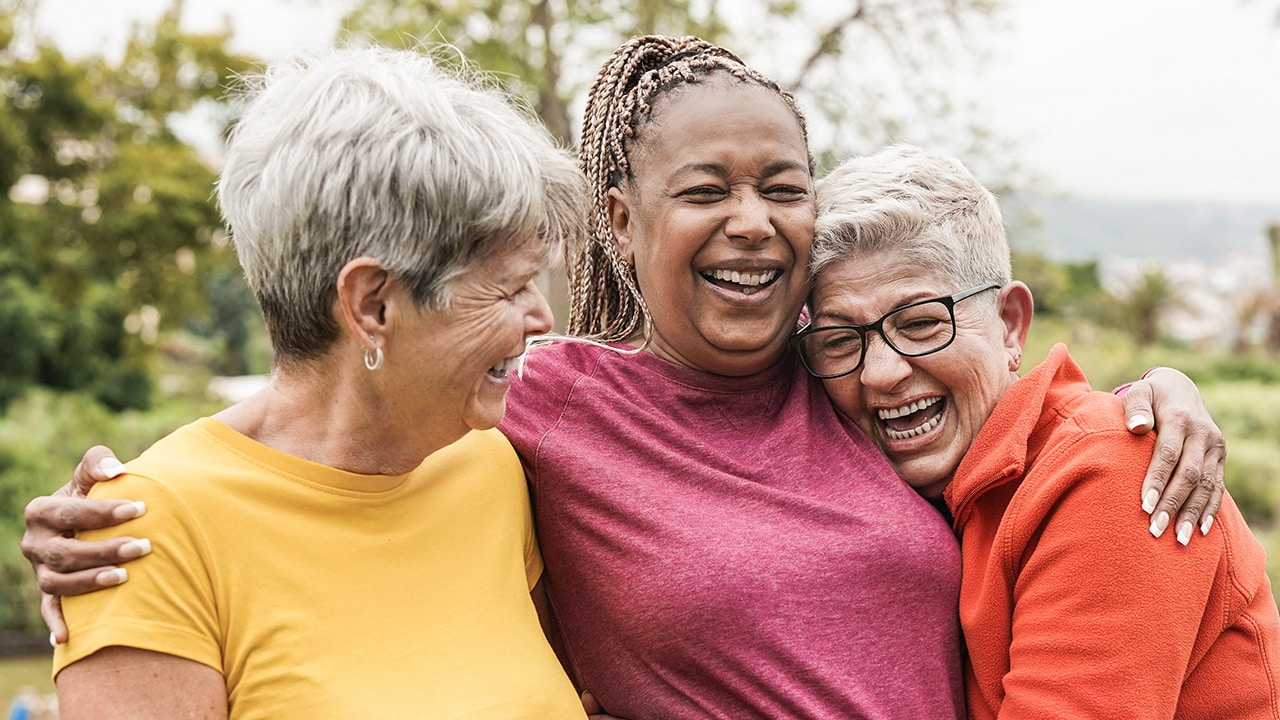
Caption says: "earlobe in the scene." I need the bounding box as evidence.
[607,187,635,265]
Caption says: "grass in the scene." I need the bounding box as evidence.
[0,653,55,712]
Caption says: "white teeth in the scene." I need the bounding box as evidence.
[706,268,778,287]
[877,396,940,420]
[883,413,942,440]
[877,397,943,441]
[489,354,523,377]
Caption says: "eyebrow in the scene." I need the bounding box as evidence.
[672,159,809,179]
[813,291,939,326]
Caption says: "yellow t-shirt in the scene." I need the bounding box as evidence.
[54,418,583,719]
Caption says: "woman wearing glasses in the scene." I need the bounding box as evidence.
[799,144,1280,719]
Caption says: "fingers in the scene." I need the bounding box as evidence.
[43,595,67,645]
[24,495,145,536]
[70,445,127,496]
[581,691,602,714]
[35,559,132,597]
[26,532,151,576]
[1179,443,1226,539]
[1143,430,1226,545]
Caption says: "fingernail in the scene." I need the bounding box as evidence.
[1176,521,1193,546]
[1201,515,1215,535]
[1150,511,1170,538]
[95,568,128,587]
[119,538,152,559]
[1127,414,1151,431]
[1142,488,1159,513]
[98,458,127,478]
[49,632,59,648]
[112,501,146,520]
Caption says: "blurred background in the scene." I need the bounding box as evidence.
[2,0,1278,713]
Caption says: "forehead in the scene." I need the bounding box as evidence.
[468,234,546,279]
[811,251,950,320]
[631,79,808,172]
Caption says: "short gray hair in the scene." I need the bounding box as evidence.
[218,45,586,362]
[812,145,1010,292]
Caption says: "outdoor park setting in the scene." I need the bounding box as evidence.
[2,0,1280,715]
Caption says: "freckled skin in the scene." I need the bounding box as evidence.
[609,80,816,377]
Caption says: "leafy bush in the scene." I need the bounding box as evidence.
[0,388,224,634]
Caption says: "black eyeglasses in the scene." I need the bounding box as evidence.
[794,283,1002,379]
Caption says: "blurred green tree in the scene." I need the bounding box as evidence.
[1122,269,1183,347]
[0,0,259,410]
[338,0,1008,168]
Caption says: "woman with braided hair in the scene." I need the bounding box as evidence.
[499,35,1227,718]
[23,35,1228,720]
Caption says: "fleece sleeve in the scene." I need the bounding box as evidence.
[996,427,1221,719]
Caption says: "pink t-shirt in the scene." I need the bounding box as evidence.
[502,341,964,719]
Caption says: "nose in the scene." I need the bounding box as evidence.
[525,282,555,336]
[724,191,775,246]
[858,331,913,391]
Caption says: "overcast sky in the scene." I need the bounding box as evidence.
[31,0,1280,204]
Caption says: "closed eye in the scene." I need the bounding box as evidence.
[764,185,808,201]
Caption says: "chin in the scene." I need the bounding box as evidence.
[891,459,955,500]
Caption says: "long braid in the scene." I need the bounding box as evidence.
[568,35,811,341]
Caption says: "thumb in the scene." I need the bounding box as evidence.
[1120,382,1154,434]
[70,446,127,497]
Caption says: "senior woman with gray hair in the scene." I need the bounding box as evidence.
[797,144,1280,719]
[50,47,587,719]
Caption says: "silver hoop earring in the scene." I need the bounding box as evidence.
[364,346,384,371]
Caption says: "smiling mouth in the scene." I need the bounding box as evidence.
[488,354,524,379]
[701,268,781,296]
[877,396,945,440]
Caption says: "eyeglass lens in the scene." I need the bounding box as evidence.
[800,301,956,377]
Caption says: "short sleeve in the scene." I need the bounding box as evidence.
[53,473,223,677]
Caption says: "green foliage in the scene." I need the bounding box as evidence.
[0,2,259,412]
[1199,381,1280,526]
[0,387,226,634]
[340,0,731,142]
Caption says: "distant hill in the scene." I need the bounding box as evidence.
[1011,197,1280,262]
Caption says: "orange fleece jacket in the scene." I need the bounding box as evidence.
[946,344,1280,719]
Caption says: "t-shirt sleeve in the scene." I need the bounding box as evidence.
[519,473,545,592]
[53,472,222,678]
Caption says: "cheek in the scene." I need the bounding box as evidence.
[822,376,869,423]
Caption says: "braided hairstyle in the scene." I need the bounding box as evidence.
[569,35,812,342]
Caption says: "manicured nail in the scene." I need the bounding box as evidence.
[1126,414,1151,432]
[112,501,146,521]
[98,457,127,478]
[1176,521,1193,546]
[1142,488,1159,513]
[1201,515,1215,535]
[119,538,152,559]
[95,568,128,587]
[49,632,59,648]
[1149,511,1170,538]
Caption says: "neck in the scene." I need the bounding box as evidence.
[215,354,460,476]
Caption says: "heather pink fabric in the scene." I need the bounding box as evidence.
[502,341,964,719]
